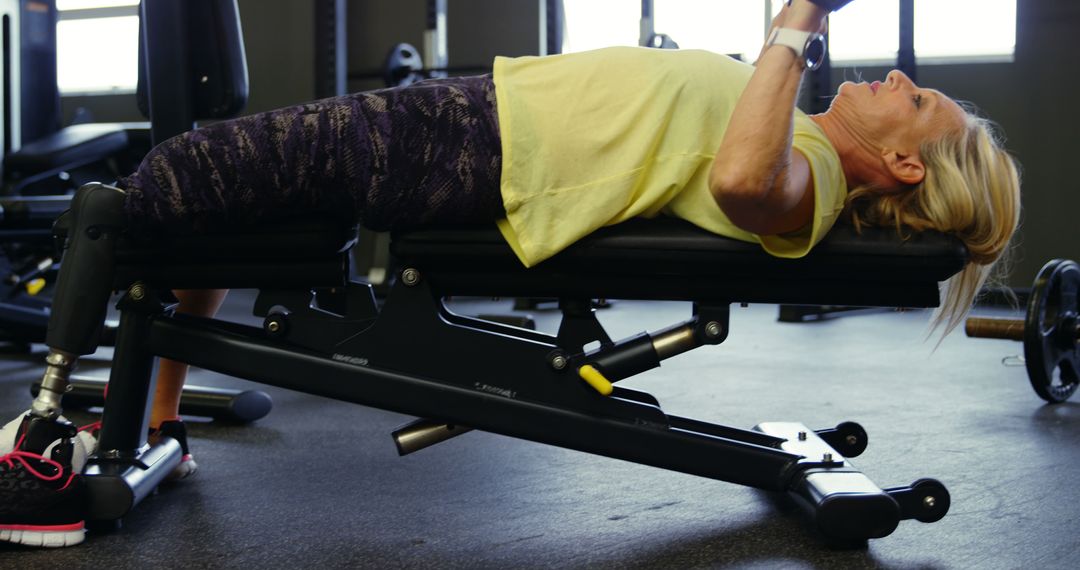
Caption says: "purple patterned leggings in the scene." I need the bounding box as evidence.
[119,75,504,234]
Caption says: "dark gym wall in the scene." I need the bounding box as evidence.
[237,0,316,112]
[1009,0,1079,285]
[59,0,1076,286]
[446,0,544,66]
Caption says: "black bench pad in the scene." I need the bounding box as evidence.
[392,219,968,307]
[112,219,359,289]
[100,215,965,308]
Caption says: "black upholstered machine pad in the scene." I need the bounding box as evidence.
[102,216,965,308]
[392,219,968,307]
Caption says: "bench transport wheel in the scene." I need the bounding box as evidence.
[815,421,869,458]
[885,478,950,524]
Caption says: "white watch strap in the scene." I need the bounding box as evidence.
[767,27,813,59]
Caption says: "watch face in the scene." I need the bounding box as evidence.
[805,35,827,70]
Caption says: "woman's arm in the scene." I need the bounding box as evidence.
[709,0,828,236]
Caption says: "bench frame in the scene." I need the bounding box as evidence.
[54,185,960,542]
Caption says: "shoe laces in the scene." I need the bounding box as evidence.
[0,434,65,482]
[78,421,102,435]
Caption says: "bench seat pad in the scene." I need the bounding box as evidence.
[392,219,968,307]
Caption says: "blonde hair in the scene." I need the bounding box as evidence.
[844,111,1021,337]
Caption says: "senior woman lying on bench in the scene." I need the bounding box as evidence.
[1,0,1019,547]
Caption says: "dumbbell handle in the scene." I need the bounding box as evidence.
[965,317,1024,341]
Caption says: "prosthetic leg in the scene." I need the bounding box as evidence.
[32,184,126,420]
[24,183,182,522]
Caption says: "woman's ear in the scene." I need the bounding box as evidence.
[881,148,926,185]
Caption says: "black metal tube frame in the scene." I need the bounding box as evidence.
[83,274,947,539]
[144,291,802,492]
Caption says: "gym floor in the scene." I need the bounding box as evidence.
[1,292,1077,569]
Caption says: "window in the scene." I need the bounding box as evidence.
[561,0,1016,65]
[653,0,769,61]
[827,0,901,62]
[562,0,640,53]
[56,0,140,94]
[914,0,1016,61]
[830,0,1016,63]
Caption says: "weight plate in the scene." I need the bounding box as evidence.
[1024,259,1079,403]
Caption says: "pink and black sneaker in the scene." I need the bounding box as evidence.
[150,419,198,481]
[0,415,88,548]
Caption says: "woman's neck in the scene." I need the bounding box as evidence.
[810,112,890,190]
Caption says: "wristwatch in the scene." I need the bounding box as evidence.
[766,27,827,71]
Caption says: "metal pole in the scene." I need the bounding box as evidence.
[898,0,916,81]
[425,0,448,76]
[314,0,346,98]
[141,0,194,145]
[543,0,564,55]
[639,0,654,47]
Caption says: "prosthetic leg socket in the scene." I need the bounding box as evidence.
[30,183,127,420]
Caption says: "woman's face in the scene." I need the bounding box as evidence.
[834,70,966,153]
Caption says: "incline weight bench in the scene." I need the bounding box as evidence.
[28,181,964,543]
[23,0,958,544]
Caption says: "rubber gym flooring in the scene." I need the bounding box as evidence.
[1,291,1077,569]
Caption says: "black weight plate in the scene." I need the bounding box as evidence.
[1024,259,1079,403]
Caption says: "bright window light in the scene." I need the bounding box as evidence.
[827,0,900,62]
[915,0,1015,59]
[562,0,639,53]
[56,0,137,9]
[654,0,766,60]
[56,16,139,94]
[562,0,1016,65]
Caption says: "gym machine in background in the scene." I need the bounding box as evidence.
[1,0,148,196]
[357,0,565,89]
[639,0,678,49]
[0,0,269,422]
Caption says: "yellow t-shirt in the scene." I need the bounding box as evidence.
[493,46,847,267]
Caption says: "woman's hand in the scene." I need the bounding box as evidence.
[758,1,829,63]
[785,0,830,33]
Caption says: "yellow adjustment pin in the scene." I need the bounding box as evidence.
[26,278,47,296]
[578,364,613,396]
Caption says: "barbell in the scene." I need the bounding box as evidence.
[966,259,1079,403]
